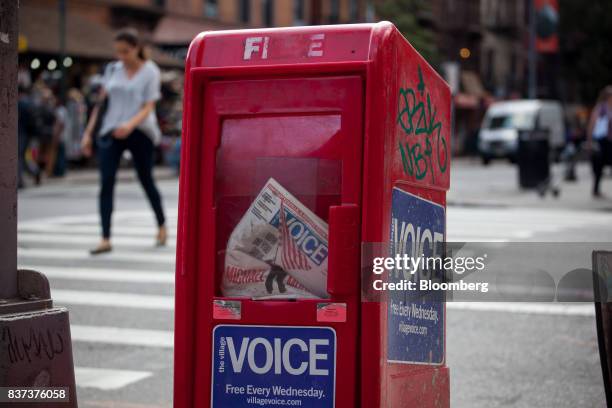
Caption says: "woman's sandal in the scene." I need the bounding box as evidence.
[90,243,112,255]
[156,226,167,247]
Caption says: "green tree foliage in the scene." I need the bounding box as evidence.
[375,0,440,65]
[559,0,612,103]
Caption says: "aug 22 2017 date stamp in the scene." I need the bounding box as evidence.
[0,387,69,403]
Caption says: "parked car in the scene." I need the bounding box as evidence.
[478,100,565,165]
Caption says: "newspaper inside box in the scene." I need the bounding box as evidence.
[214,115,345,299]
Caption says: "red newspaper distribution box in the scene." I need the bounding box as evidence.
[175,22,451,408]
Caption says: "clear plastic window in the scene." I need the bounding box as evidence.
[214,114,343,299]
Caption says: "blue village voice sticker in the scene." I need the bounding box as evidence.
[211,325,336,408]
[388,187,445,365]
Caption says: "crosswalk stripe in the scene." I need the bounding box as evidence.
[447,225,559,236]
[446,207,612,241]
[448,214,604,223]
[22,220,179,230]
[447,302,594,316]
[17,210,178,226]
[20,265,174,284]
[18,247,175,264]
[448,212,610,225]
[75,367,153,391]
[449,206,608,219]
[18,233,177,248]
[19,224,177,237]
[111,219,178,227]
[446,237,509,242]
[53,289,174,310]
[446,228,533,237]
[448,217,571,225]
[71,325,173,348]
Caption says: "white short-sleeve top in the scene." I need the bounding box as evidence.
[99,60,162,144]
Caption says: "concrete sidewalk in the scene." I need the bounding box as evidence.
[449,158,612,212]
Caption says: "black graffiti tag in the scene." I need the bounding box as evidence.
[1,326,65,364]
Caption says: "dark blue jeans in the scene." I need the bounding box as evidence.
[592,138,612,195]
[97,129,165,239]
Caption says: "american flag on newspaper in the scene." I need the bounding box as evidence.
[279,201,312,271]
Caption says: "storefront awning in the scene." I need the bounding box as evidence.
[152,15,238,46]
[19,5,183,68]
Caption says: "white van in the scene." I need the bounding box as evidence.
[478,100,565,165]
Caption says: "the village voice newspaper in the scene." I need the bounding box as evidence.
[222,178,329,299]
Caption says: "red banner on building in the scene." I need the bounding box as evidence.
[536,0,559,53]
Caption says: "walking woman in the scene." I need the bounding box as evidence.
[587,86,612,198]
[81,28,166,254]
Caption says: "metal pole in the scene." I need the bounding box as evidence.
[593,251,612,406]
[0,0,19,300]
[0,8,77,398]
[59,0,67,103]
[528,0,537,99]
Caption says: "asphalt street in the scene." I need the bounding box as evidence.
[16,160,612,408]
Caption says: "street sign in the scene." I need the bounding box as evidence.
[387,188,445,365]
[212,325,336,408]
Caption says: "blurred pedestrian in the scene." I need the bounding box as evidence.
[562,106,588,182]
[587,86,612,198]
[63,88,87,163]
[52,97,68,177]
[17,86,41,188]
[81,28,166,254]
[35,87,58,179]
